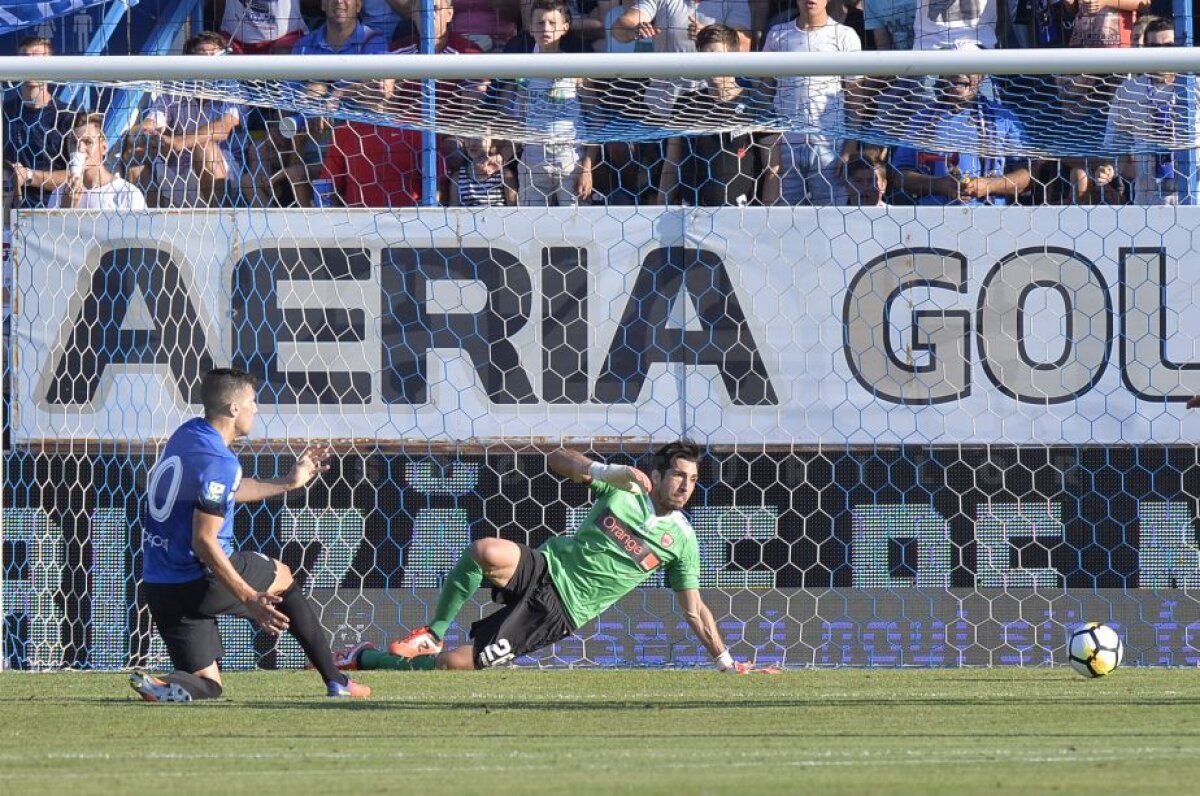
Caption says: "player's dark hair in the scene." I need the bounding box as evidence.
[696,23,739,53]
[649,440,703,476]
[184,30,228,55]
[200,368,258,418]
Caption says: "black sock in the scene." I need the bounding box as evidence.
[277,583,346,687]
[163,672,223,700]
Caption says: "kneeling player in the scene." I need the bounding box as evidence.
[339,441,773,673]
[130,368,370,701]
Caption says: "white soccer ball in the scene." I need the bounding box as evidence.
[1068,623,1124,678]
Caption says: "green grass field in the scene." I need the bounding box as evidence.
[1,668,1197,795]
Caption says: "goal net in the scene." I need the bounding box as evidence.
[4,49,1200,671]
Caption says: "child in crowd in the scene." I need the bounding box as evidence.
[450,136,517,206]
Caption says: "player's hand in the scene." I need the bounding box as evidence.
[286,444,333,488]
[635,20,659,40]
[243,592,289,635]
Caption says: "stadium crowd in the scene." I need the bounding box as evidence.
[1,0,1193,214]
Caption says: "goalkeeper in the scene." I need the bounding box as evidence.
[341,441,770,673]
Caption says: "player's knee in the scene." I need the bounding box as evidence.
[470,538,517,569]
[269,560,294,594]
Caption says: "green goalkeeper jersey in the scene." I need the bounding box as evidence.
[540,481,701,629]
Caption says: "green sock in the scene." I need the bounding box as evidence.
[359,649,438,671]
[429,550,484,641]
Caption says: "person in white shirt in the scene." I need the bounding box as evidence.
[911,0,999,50]
[762,0,862,205]
[218,0,308,54]
[516,0,596,205]
[612,0,707,114]
[49,114,147,211]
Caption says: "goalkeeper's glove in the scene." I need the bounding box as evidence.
[588,461,645,492]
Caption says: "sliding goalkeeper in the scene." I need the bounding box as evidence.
[340,441,774,673]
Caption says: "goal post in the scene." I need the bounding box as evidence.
[4,49,1200,671]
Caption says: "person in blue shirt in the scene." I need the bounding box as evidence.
[891,71,1033,207]
[129,368,370,702]
[292,0,390,55]
[3,36,76,209]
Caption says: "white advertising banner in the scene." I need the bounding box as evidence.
[12,206,1200,444]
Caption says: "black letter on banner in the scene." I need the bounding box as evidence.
[232,247,371,404]
[593,247,775,404]
[47,248,212,405]
[542,247,589,403]
[1119,247,1200,401]
[977,247,1110,403]
[380,247,535,404]
[843,248,971,405]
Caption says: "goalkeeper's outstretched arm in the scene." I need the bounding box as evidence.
[547,448,652,493]
[675,588,744,672]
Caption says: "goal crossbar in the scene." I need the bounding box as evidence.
[1,49,1199,82]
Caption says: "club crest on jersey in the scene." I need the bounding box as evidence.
[660,533,674,548]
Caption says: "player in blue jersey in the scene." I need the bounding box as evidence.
[129,368,370,702]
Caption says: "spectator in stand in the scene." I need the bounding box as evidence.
[865,0,916,48]
[320,121,435,206]
[390,0,520,51]
[449,136,518,205]
[49,114,147,211]
[892,66,1032,205]
[676,24,781,206]
[289,0,390,206]
[845,156,887,205]
[1104,16,1183,206]
[390,0,483,52]
[697,0,757,49]
[612,0,704,115]
[140,31,244,207]
[762,0,862,206]
[911,0,1000,49]
[1057,0,1148,135]
[1064,159,1127,204]
[4,36,76,210]
[239,117,299,206]
[1063,0,1146,46]
[389,0,491,197]
[361,0,406,40]
[295,0,391,53]
[612,0,715,203]
[217,0,309,53]
[511,0,597,205]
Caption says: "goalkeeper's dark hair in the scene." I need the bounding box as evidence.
[200,368,259,419]
[649,440,703,475]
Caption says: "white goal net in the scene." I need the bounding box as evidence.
[3,48,1200,670]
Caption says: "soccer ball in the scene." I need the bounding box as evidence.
[1067,623,1124,678]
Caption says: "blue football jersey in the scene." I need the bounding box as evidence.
[142,418,242,584]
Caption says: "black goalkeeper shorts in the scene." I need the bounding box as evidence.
[470,543,576,669]
[144,550,278,673]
